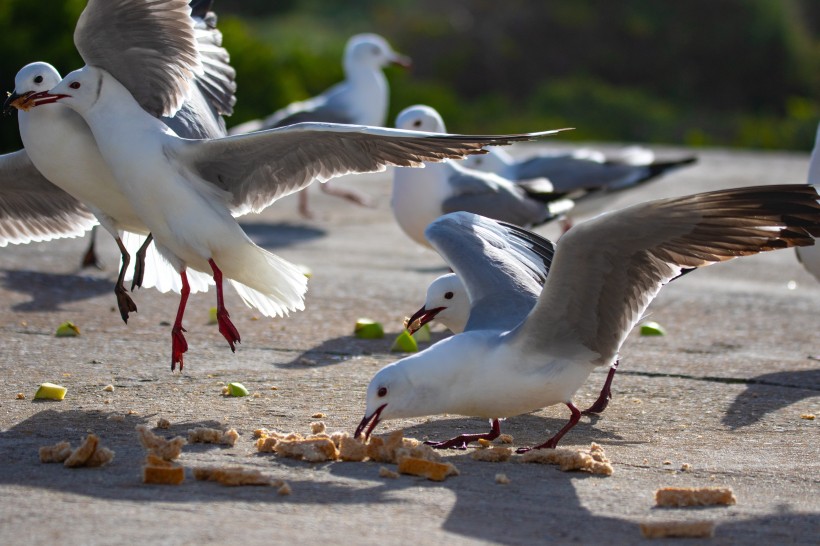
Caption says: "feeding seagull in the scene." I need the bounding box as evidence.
[795,122,820,282]
[391,104,573,248]
[356,185,820,450]
[2,0,236,322]
[30,1,565,371]
[229,33,412,217]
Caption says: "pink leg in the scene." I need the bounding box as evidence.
[516,402,582,453]
[171,270,190,372]
[582,360,619,415]
[425,419,502,450]
[209,259,241,352]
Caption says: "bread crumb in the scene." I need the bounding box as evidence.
[639,521,715,539]
[193,466,272,486]
[64,434,99,467]
[379,466,400,479]
[495,473,510,485]
[339,435,368,462]
[663,460,672,465]
[655,487,736,507]
[680,463,692,472]
[103,385,114,392]
[471,446,513,462]
[277,482,292,495]
[39,441,73,463]
[520,444,613,475]
[477,438,492,448]
[253,428,270,438]
[221,386,230,396]
[274,437,338,462]
[142,455,184,485]
[156,418,171,430]
[16,393,25,400]
[800,413,815,420]
[187,427,239,446]
[498,434,514,444]
[397,456,458,481]
[136,425,185,460]
[310,421,326,434]
[85,447,115,467]
[311,412,326,419]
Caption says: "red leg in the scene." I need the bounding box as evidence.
[209,259,241,352]
[114,237,138,324]
[171,270,190,372]
[582,360,619,415]
[425,419,502,450]
[516,402,582,453]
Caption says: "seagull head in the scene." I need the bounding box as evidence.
[346,33,412,71]
[3,62,63,114]
[355,363,410,440]
[395,104,446,133]
[461,146,513,174]
[33,66,104,114]
[406,273,469,335]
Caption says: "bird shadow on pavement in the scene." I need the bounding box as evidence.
[721,368,820,430]
[273,331,448,369]
[239,222,327,249]
[1,269,112,311]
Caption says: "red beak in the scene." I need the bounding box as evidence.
[405,305,445,335]
[390,54,413,69]
[354,403,387,440]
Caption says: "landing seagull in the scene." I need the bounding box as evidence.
[356,185,820,450]
[391,104,573,248]
[230,33,412,217]
[33,2,564,371]
[795,122,820,281]
[2,0,236,322]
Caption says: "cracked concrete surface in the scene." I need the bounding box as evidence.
[0,144,818,544]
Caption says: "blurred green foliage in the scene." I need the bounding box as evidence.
[1,0,818,153]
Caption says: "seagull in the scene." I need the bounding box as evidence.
[356,185,820,450]
[33,3,564,371]
[391,104,573,248]
[795,122,820,282]
[229,33,412,217]
[2,0,235,322]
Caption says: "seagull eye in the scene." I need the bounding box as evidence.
[34,75,43,84]
[371,46,380,56]
[377,387,387,397]
[444,292,454,300]
[69,82,81,90]
[413,120,422,128]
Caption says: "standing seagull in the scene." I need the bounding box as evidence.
[33,3,563,370]
[230,33,412,217]
[2,0,236,322]
[795,122,820,281]
[392,104,572,248]
[356,185,820,449]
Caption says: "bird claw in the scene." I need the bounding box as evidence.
[115,286,137,324]
[171,326,188,371]
[216,310,241,352]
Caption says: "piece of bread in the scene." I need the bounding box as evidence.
[64,434,99,468]
[156,418,171,430]
[39,441,73,463]
[310,421,326,434]
[471,446,513,462]
[136,425,185,460]
[397,456,459,482]
[654,487,736,507]
[142,455,185,485]
[274,438,338,462]
[85,447,115,467]
[193,466,273,486]
[639,520,716,538]
[338,436,368,462]
[520,444,613,476]
[187,427,239,446]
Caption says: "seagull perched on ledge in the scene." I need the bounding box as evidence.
[356,185,820,450]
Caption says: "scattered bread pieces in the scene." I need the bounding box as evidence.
[495,473,511,485]
[253,428,271,438]
[654,487,736,507]
[103,385,114,392]
[64,434,99,468]
[519,443,613,476]
[16,393,25,400]
[680,463,692,472]
[142,454,185,485]
[498,434,514,444]
[193,466,274,486]
[477,438,492,448]
[39,441,73,463]
[274,437,338,462]
[311,412,326,419]
[338,435,368,462]
[310,421,326,434]
[187,427,239,446]
[379,466,400,479]
[85,447,116,467]
[156,418,171,430]
[397,456,459,482]
[136,425,185,461]
[277,482,292,495]
[471,446,513,463]
[639,520,716,539]
[800,413,815,420]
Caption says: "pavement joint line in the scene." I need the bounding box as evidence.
[617,370,820,391]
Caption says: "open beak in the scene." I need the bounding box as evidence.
[404,305,445,335]
[4,90,69,113]
[354,403,387,440]
[390,53,413,69]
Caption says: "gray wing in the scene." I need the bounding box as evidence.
[250,83,354,131]
[442,165,553,227]
[161,7,236,139]
[511,185,820,367]
[0,150,97,246]
[175,123,564,216]
[74,0,202,118]
[425,212,556,331]
[514,155,644,193]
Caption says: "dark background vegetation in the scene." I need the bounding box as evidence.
[1,0,818,153]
